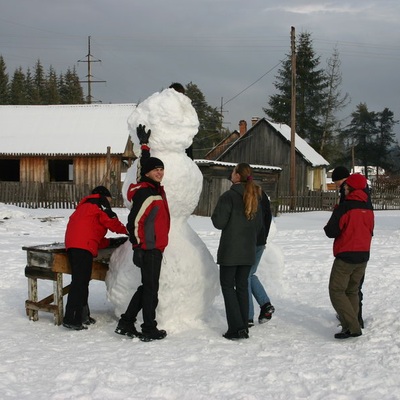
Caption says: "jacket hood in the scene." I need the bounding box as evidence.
[346,189,368,202]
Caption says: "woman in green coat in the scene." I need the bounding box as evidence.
[211,163,262,340]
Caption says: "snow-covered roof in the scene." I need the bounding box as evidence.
[0,104,136,155]
[195,159,282,171]
[267,120,329,167]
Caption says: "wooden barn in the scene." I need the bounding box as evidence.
[206,118,329,195]
[0,104,136,206]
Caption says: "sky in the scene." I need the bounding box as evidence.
[2,205,400,399]
[1,0,399,137]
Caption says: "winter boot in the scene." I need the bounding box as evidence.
[258,302,275,324]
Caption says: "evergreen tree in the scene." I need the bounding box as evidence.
[33,59,46,104]
[24,68,35,104]
[185,82,223,158]
[61,67,84,104]
[341,103,378,179]
[373,108,398,172]
[10,67,28,104]
[45,66,60,104]
[0,55,9,104]
[264,32,330,152]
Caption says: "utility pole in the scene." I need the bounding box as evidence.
[290,26,297,210]
[78,36,106,104]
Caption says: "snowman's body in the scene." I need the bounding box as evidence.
[106,89,219,332]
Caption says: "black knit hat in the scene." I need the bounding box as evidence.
[92,186,112,198]
[332,166,350,182]
[141,157,164,176]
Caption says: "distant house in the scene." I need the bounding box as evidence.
[0,104,136,206]
[206,118,329,194]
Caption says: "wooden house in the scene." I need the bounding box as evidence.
[206,118,329,194]
[0,104,136,205]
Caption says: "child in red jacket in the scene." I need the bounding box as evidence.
[63,186,128,330]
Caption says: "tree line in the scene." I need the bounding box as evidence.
[0,56,84,105]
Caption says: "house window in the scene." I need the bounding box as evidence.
[0,159,20,181]
[48,159,73,182]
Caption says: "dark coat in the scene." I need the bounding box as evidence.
[211,183,262,266]
[257,191,272,246]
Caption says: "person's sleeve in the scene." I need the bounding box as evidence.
[262,192,273,240]
[211,192,232,230]
[324,208,342,238]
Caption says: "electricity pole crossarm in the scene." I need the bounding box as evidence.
[78,36,106,104]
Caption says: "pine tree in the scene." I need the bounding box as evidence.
[0,55,9,104]
[185,82,223,158]
[33,60,46,104]
[264,32,329,152]
[45,66,60,104]
[62,67,84,104]
[10,67,28,104]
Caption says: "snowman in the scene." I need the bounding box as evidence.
[106,88,220,333]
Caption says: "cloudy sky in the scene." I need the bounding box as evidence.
[1,0,399,136]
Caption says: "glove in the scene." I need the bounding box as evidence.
[133,248,145,268]
[109,237,128,247]
[136,124,151,144]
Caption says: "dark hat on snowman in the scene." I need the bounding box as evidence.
[141,157,164,176]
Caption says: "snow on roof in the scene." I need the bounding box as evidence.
[267,120,329,167]
[0,104,136,155]
[195,159,282,171]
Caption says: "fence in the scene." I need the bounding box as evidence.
[1,181,400,213]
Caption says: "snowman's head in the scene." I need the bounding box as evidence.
[127,88,199,155]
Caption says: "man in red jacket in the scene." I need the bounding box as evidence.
[63,186,128,330]
[115,125,170,342]
[324,174,374,339]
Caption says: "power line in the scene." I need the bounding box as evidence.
[222,61,282,107]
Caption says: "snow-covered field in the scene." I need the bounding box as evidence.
[1,204,399,399]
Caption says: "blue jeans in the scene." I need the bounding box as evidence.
[248,245,271,320]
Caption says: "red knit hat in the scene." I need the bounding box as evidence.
[346,174,367,190]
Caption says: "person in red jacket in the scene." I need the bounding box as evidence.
[324,174,374,339]
[115,125,170,342]
[63,186,128,330]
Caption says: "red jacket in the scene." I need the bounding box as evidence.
[324,189,374,263]
[126,179,170,252]
[65,194,128,256]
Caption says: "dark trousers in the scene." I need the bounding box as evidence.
[121,249,162,333]
[64,248,93,325]
[329,258,367,334]
[219,265,251,333]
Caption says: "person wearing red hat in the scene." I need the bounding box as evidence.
[324,173,374,339]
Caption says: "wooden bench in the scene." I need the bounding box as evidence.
[23,243,115,325]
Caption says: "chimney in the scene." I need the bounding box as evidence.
[239,120,247,136]
[251,116,260,126]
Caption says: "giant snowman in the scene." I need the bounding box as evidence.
[106,88,220,333]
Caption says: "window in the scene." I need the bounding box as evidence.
[48,159,73,182]
[0,159,20,181]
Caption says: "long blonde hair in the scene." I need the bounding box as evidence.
[235,163,260,220]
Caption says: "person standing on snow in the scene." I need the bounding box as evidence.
[324,173,374,339]
[331,166,372,328]
[212,163,262,340]
[63,186,128,330]
[248,188,275,327]
[115,124,170,342]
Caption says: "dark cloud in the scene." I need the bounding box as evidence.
[1,0,399,139]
